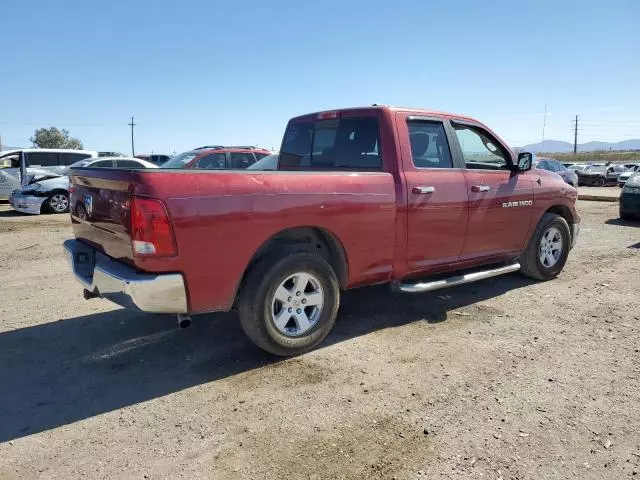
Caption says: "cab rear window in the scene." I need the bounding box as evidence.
[279,116,382,170]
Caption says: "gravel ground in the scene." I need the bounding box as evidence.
[0,201,638,480]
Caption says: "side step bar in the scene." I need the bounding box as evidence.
[394,262,521,293]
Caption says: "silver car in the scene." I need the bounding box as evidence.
[9,157,158,215]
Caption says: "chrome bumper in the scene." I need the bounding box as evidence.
[63,239,188,313]
[570,222,580,249]
[9,192,46,215]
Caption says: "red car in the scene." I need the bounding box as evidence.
[64,106,579,356]
[162,146,271,170]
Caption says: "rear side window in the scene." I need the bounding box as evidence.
[59,152,92,165]
[229,152,255,169]
[194,153,226,169]
[407,121,453,168]
[116,160,143,168]
[26,151,59,166]
[280,116,382,170]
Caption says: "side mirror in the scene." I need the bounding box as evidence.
[516,152,533,172]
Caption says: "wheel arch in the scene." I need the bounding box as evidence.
[240,226,349,293]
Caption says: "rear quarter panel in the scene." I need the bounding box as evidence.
[132,170,397,313]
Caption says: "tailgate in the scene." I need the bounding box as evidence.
[70,169,135,264]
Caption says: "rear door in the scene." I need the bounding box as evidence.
[399,113,469,274]
[449,120,534,261]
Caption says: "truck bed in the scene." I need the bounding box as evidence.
[69,168,397,312]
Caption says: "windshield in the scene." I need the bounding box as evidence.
[160,152,198,168]
[586,165,605,173]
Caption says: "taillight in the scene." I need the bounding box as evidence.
[130,197,177,257]
[317,110,341,120]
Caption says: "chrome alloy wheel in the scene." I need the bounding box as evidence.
[539,226,563,268]
[271,272,324,337]
[50,193,69,212]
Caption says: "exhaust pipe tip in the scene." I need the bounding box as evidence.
[177,314,192,329]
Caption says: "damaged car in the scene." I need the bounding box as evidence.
[9,157,158,214]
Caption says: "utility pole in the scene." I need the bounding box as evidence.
[540,104,548,153]
[128,116,136,156]
[572,115,579,154]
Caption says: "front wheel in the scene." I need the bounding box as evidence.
[46,192,70,214]
[238,251,340,356]
[595,177,606,187]
[519,213,571,281]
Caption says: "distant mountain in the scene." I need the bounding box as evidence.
[519,139,640,153]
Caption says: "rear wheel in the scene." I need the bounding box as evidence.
[620,211,634,221]
[520,213,571,281]
[238,251,340,356]
[46,192,69,214]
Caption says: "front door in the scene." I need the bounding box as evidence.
[449,121,534,261]
[400,115,469,275]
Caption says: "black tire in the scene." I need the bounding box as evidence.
[595,177,606,187]
[45,191,70,214]
[519,213,571,281]
[620,211,634,221]
[238,251,340,356]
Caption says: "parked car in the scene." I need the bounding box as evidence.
[0,149,98,200]
[620,173,640,220]
[577,164,625,186]
[534,157,578,187]
[99,151,125,157]
[9,157,157,214]
[161,146,272,169]
[567,164,588,174]
[135,154,172,165]
[617,164,640,187]
[63,105,579,356]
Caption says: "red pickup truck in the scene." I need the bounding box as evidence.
[64,106,579,356]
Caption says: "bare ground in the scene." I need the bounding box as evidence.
[0,201,638,480]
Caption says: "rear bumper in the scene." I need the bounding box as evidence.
[9,192,46,215]
[63,239,188,313]
[620,190,640,217]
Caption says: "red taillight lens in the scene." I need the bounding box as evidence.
[130,197,177,257]
[317,110,341,120]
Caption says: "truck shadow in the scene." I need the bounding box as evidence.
[0,274,533,442]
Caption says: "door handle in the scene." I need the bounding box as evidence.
[471,185,490,192]
[412,186,435,194]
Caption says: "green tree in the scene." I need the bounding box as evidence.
[30,127,84,149]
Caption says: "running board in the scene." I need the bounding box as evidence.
[395,262,521,293]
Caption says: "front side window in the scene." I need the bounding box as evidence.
[90,160,115,168]
[280,116,382,170]
[194,153,227,169]
[407,121,453,168]
[452,124,510,170]
[26,151,59,167]
[229,152,255,169]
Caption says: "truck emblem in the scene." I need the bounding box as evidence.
[502,200,533,208]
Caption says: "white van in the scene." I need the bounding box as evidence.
[0,149,98,199]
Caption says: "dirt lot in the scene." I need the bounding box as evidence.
[0,201,638,480]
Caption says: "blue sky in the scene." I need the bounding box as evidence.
[1,0,638,154]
